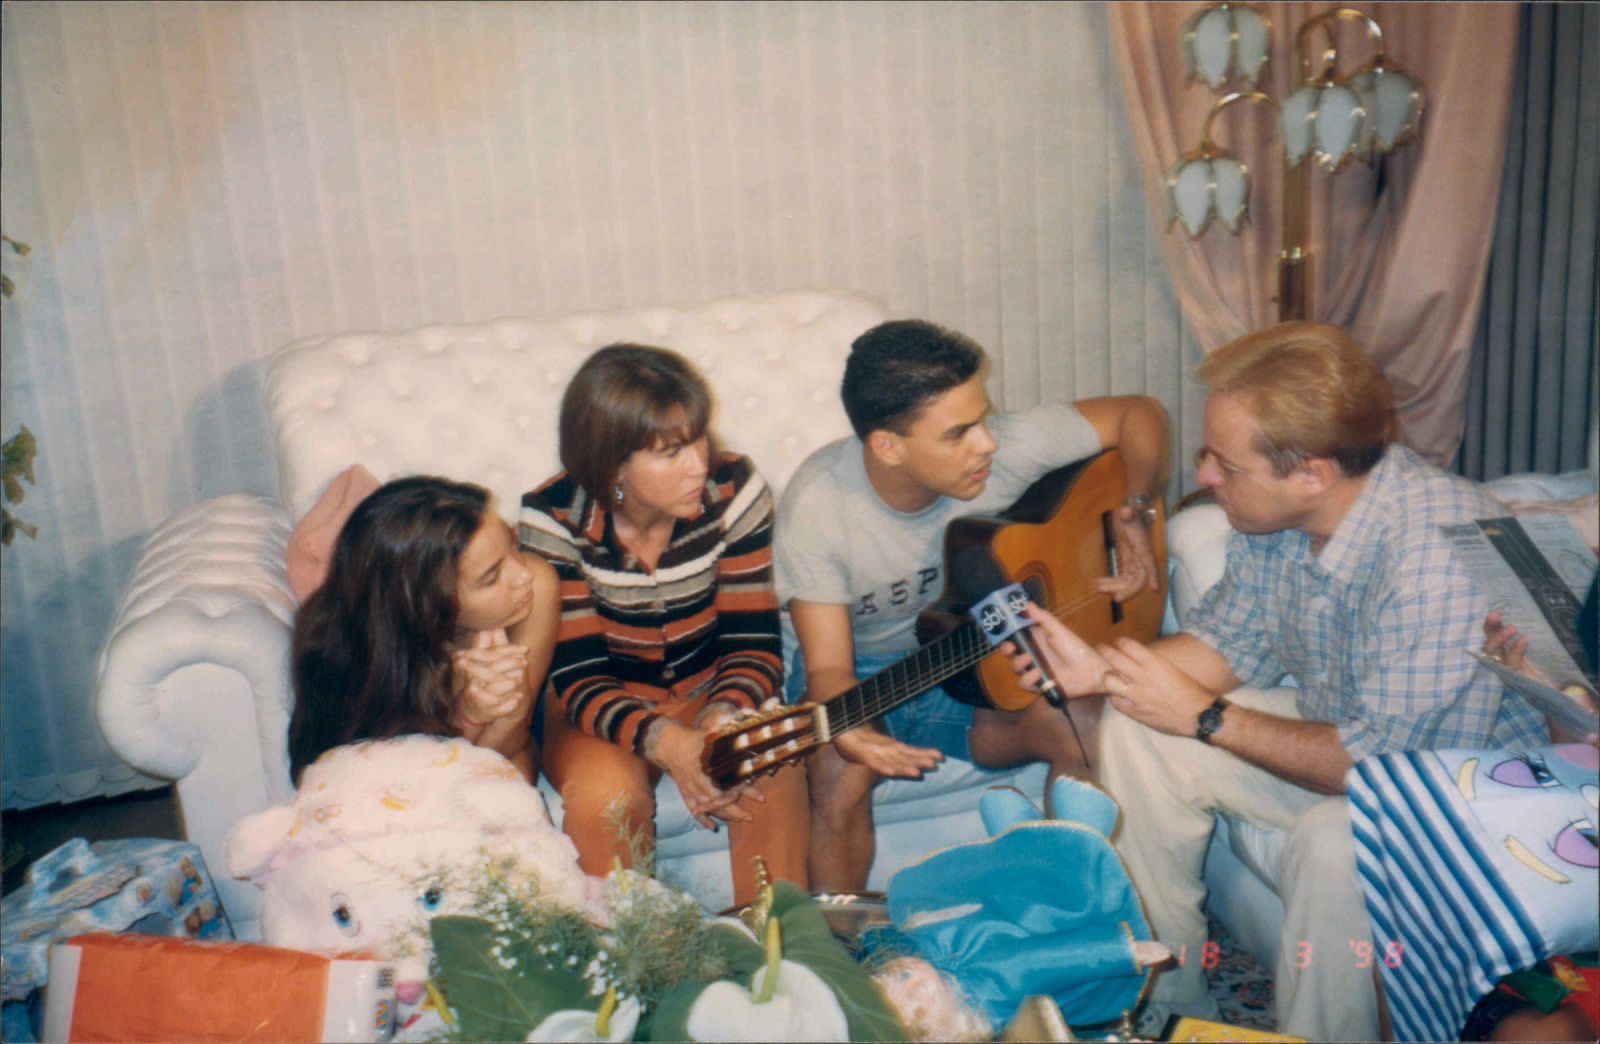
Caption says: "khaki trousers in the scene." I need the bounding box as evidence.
[1099,688,1378,1042]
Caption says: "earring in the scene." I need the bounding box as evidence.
[614,484,625,505]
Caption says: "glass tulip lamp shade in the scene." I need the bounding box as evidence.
[1282,62,1423,169]
[1166,151,1251,238]
[1183,3,1271,90]
[1282,82,1363,170]
[1350,63,1424,152]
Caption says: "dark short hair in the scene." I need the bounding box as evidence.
[558,344,716,501]
[841,320,985,438]
[289,475,489,783]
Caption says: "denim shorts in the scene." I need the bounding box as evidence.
[784,647,973,761]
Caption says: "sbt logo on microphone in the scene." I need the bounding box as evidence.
[969,582,1031,647]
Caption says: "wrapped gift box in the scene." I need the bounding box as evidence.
[42,934,396,1042]
[1,837,231,1004]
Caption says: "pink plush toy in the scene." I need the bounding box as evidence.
[227,735,603,1033]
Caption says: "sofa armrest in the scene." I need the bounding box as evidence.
[95,496,298,939]
[1165,501,1232,628]
[97,495,297,787]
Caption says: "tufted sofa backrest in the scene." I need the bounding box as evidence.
[266,291,887,521]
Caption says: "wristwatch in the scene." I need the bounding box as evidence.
[1125,492,1160,524]
[1195,697,1229,744]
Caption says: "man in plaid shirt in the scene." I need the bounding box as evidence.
[1007,322,1547,1041]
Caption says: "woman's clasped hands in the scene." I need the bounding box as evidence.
[451,628,531,729]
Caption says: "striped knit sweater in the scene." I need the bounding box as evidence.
[518,454,782,753]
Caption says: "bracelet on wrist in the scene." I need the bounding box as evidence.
[1124,492,1160,524]
[694,698,741,730]
[640,717,670,761]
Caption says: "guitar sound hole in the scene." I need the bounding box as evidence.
[1015,565,1051,609]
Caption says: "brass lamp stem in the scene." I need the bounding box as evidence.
[1195,90,1307,320]
[1279,152,1310,321]
[1279,6,1380,323]
[1295,8,1385,84]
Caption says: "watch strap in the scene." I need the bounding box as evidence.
[1195,696,1229,744]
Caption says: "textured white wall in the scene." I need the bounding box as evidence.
[0,0,1199,807]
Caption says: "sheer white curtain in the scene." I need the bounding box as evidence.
[0,1,1192,808]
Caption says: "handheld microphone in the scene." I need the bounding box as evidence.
[952,548,1091,768]
[951,549,1065,707]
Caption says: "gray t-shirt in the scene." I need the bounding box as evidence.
[775,402,1102,658]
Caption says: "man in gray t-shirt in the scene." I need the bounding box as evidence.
[774,318,1171,891]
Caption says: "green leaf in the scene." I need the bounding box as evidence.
[430,915,598,1042]
[766,883,909,1042]
[3,426,38,494]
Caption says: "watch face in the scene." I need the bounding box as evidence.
[1197,702,1225,740]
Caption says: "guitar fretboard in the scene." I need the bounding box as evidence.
[823,621,996,735]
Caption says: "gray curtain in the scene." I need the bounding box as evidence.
[1459,2,1600,480]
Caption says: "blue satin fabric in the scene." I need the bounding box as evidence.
[886,779,1153,1028]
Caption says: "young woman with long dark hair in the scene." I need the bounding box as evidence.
[287,475,559,785]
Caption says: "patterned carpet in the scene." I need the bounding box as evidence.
[1206,915,1277,1030]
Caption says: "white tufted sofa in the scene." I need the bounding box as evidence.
[95,290,1051,940]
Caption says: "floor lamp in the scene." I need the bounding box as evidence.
[1164,5,1424,322]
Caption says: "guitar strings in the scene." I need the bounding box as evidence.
[826,623,994,734]
[822,584,1148,735]
[708,625,990,778]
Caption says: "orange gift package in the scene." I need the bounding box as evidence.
[41,933,396,1042]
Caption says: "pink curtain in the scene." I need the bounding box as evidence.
[1111,2,1520,465]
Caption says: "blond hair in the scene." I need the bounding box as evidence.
[1197,321,1395,477]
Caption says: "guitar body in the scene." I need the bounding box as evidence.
[920,449,1167,710]
[702,449,1167,788]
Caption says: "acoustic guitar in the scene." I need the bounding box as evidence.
[701,449,1168,790]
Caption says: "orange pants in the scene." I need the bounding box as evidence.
[542,695,809,907]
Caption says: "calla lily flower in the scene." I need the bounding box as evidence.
[685,961,848,1042]
[683,916,849,1042]
[525,988,640,1043]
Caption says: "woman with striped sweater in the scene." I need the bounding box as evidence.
[519,344,808,905]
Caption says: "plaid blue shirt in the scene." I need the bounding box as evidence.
[1185,446,1549,759]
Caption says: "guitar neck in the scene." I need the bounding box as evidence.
[818,621,995,739]
[704,451,1163,789]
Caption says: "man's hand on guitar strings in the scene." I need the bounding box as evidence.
[834,726,943,779]
[1006,604,1117,696]
[1097,504,1160,602]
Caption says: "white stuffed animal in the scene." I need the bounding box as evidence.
[228,735,601,1031]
